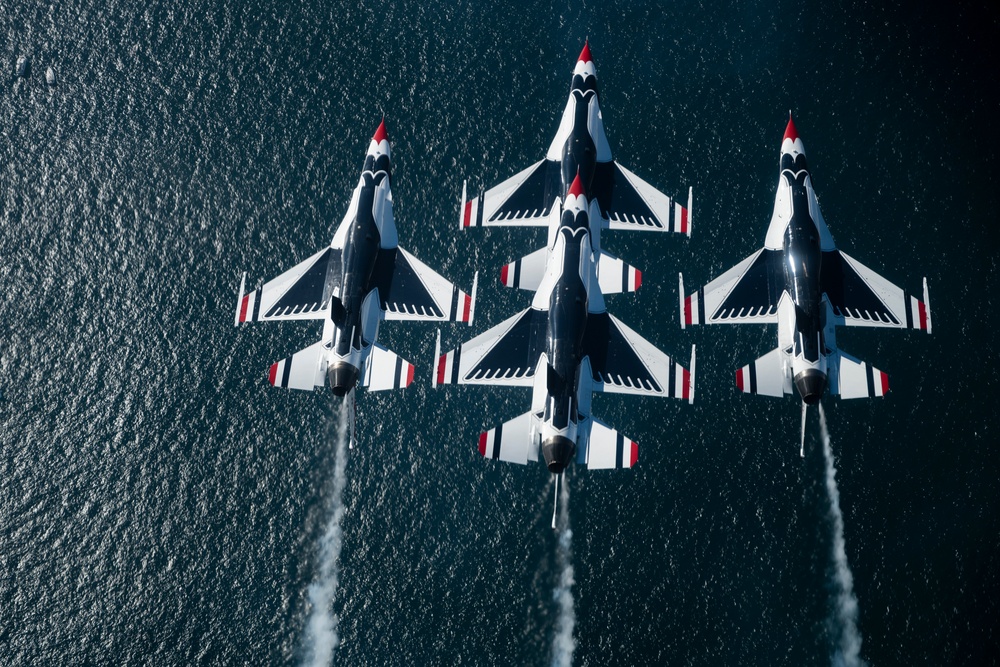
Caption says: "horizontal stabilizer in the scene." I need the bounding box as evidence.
[477,411,539,465]
[268,341,326,391]
[363,343,415,392]
[830,351,889,399]
[735,347,792,398]
[578,418,637,469]
[596,251,642,294]
[500,247,548,291]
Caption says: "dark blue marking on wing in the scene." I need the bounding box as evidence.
[488,160,561,222]
[264,247,334,318]
[378,249,446,318]
[583,313,662,393]
[463,309,547,382]
[821,251,901,325]
[711,250,785,320]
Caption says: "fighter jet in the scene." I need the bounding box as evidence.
[436,174,694,517]
[679,114,931,411]
[460,41,693,238]
[235,120,477,398]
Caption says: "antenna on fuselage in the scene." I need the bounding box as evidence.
[799,401,808,458]
[551,473,561,530]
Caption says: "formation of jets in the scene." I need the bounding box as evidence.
[235,42,932,496]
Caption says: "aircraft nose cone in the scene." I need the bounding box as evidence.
[542,435,576,474]
[328,362,360,397]
[794,369,827,405]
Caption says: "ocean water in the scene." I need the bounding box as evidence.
[2,1,998,665]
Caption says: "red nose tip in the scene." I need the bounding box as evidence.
[568,171,585,198]
[372,118,388,144]
[783,113,799,143]
[578,40,593,64]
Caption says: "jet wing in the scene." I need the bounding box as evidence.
[236,247,339,324]
[460,161,560,228]
[679,249,785,327]
[822,251,931,332]
[592,162,691,235]
[435,308,548,387]
[477,411,539,465]
[584,312,694,402]
[380,247,476,324]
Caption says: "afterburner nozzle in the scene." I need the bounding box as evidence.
[328,362,360,397]
[794,368,826,405]
[542,435,576,474]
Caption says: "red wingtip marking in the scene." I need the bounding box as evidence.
[881,371,890,396]
[436,354,447,386]
[680,206,689,234]
[478,432,488,456]
[500,264,509,286]
[406,363,415,387]
[463,200,472,227]
[735,368,744,392]
[578,41,593,64]
[629,441,638,467]
[268,362,278,386]
[239,293,250,323]
[634,268,642,290]
[568,171,585,198]
[372,118,388,144]
[783,113,799,143]
[683,295,692,326]
[918,300,928,330]
[462,293,472,322]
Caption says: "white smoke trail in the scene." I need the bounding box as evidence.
[300,393,353,667]
[818,404,867,667]
[550,477,575,667]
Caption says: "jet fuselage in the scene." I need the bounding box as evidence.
[327,141,394,395]
[775,130,828,404]
[538,189,597,473]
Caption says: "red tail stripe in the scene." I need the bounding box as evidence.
[239,294,250,323]
[681,370,690,400]
[880,371,890,396]
[478,432,488,456]
[501,264,509,286]
[634,268,642,290]
[462,294,472,322]
[684,295,693,326]
[735,368,744,392]
[268,362,278,386]
[680,206,688,234]
[406,363,415,387]
[918,300,927,330]
[463,200,473,227]
[629,441,638,467]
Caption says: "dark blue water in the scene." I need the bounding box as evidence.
[2,1,997,665]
